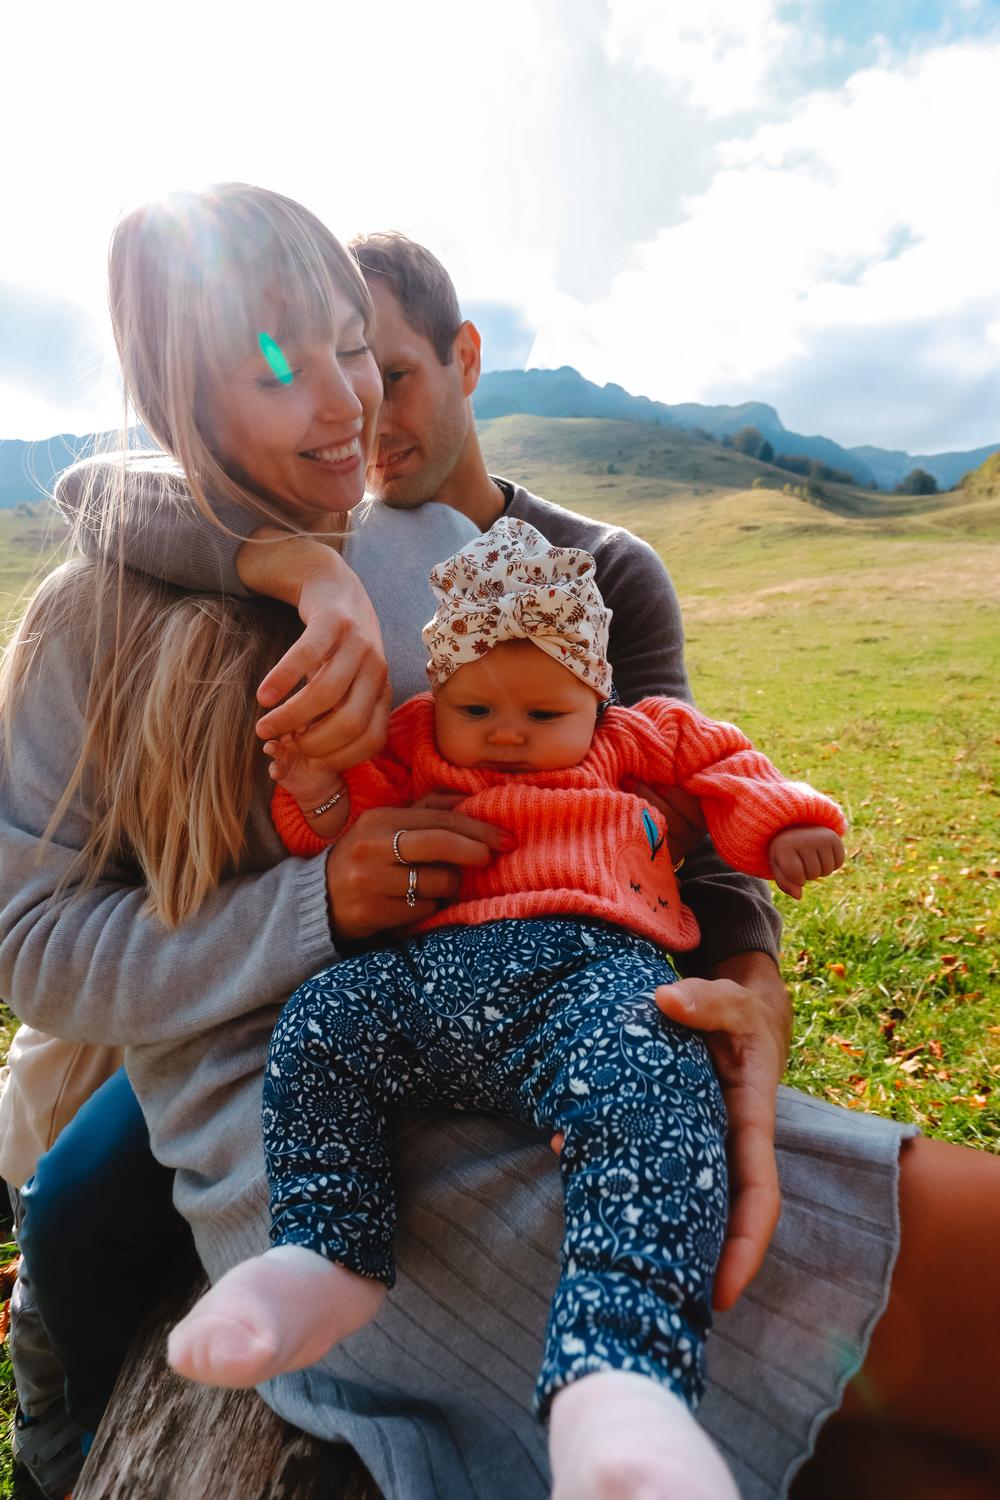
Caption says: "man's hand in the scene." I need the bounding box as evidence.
[235,529,391,769]
[769,825,845,900]
[621,777,707,866]
[655,951,790,1311]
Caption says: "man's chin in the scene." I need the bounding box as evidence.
[368,475,435,509]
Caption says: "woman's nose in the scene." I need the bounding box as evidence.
[315,354,362,423]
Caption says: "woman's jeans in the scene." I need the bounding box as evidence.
[18,1067,195,1429]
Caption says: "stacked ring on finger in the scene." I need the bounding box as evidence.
[405,866,419,909]
[392,829,408,866]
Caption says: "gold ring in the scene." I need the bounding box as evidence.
[405,866,419,908]
[392,829,408,866]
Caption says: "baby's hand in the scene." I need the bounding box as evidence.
[263,735,344,815]
[768,825,845,900]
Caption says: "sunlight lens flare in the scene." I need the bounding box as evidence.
[258,331,293,385]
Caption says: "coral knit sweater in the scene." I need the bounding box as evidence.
[274,694,846,953]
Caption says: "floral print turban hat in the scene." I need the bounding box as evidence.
[422,516,613,699]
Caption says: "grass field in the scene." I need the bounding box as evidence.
[478,422,1000,1147]
[0,442,996,1492]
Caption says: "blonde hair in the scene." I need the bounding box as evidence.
[1,184,368,926]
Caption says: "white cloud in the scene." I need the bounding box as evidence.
[528,38,1000,450]
[603,0,796,117]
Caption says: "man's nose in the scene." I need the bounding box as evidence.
[375,391,394,440]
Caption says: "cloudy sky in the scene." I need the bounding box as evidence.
[4,0,999,454]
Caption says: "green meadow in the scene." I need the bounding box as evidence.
[480,420,1000,1147]
[0,428,997,1492]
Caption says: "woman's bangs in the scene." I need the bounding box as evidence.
[196,216,355,390]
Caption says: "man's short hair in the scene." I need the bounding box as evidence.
[349,232,462,365]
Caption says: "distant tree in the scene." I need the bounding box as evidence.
[691,426,712,442]
[758,439,774,464]
[721,434,734,449]
[773,453,854,485]
[732,425,764,457]
[605,462,619,475]
[895,467,939,495]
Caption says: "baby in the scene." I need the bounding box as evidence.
[169,518,845,1500]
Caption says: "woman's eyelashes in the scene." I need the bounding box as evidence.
[255,345,370,390]
[257,372,303,390]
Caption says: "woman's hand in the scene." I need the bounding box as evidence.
[655,951,790,1312]
[236,529,391,769]
[324,806,514,943]
[621,777,707,866]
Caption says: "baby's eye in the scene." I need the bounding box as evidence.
[528,710,562,722]
[460,705,490,718]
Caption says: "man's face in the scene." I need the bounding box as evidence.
[366,278,472,507]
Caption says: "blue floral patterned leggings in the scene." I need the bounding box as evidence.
[263,916,728,1416]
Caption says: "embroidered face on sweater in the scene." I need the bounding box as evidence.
[434,640,602,773]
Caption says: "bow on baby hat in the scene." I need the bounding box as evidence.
[422,516,613,698]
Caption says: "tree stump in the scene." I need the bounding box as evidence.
[73,1277,383,1500]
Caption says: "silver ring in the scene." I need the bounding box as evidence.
[405,866,419,909]
[392,829,408,866]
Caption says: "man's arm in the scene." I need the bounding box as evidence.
[587,523,784,974]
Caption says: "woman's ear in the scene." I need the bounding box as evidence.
[453,321,482,398]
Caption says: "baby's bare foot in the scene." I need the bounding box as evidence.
[167,1244,384,1388]
[549,1370,739,1500]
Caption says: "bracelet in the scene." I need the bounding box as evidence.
[308,786,345,818]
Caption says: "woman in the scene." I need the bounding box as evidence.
[1,185,997,1500]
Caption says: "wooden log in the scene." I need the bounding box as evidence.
[74,1276,383,1500]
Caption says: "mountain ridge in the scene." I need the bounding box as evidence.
[473,367,998,492]
[1,368,996,506]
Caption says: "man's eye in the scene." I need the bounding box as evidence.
[383,369,407,386]
[528,710,561,722]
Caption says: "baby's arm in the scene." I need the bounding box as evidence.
[270,699,424,858]
[628,698,847,888]
[265,737,350,842]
